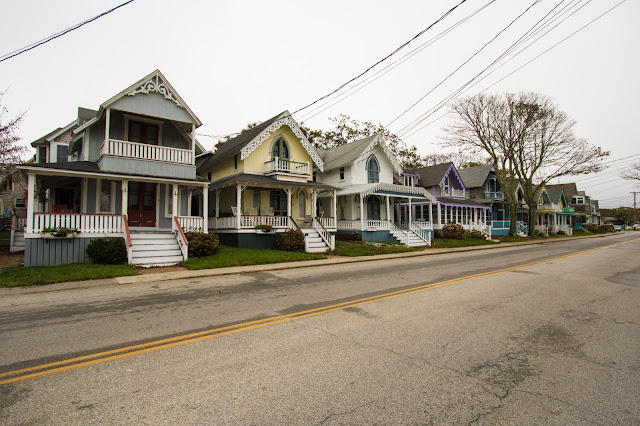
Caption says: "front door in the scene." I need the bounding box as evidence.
[128,182,156,227]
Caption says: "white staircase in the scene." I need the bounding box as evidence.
[390,228,429,247]
[301,228,331,253]
[129,231,184,267]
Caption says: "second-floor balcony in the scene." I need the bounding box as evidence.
[484,191,504,199]
[443,188,466,198]
[264,158,310,176]
[101,139,194,166]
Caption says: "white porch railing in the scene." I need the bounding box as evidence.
[337,220,360,230]
[396,221,432,230]
[444,188,466,198]
[410,221,431,245]
[174,217,189,261]
[469,221,491,236]
[366,220,390,230]
[264,158,309,175]
[313,217,335,250]
[177,216,204,232]
[554,224,573,236]
[101,139,193,165]
[389,221,409,245]
[32,213,124,234]
[317,217,336,229]
[209,215,291,230]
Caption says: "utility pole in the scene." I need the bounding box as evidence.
[632,192,639,225]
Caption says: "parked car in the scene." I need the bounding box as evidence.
[612,224,622,232]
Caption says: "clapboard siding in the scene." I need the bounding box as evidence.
[24,237,106,266]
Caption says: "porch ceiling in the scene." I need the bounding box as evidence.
[209,173,335,191]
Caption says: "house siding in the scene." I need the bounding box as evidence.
[98,156,196,179]
[24,236,104,266]
[243,126,313,176]
[109,92,195,124]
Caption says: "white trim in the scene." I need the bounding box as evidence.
[164,183,174,218]
[353,134,403,174]
[123,114,164,146]
[96,178,116,214]
[73,116,99,135]
[240,111,324,171]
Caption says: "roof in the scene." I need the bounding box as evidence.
[319,136,376,170]
[458,164,492,189]
[17,161,208,183]
[335,183,436,201]
[408,163,455,187]
[437,197,491,208]
[78,107,97,123]
[546,183,577,201]
[209,173,335,190]
[198,112,284,172]
[545,186,565,204]
[31,128,62,147]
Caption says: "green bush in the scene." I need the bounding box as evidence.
[86,237,127,264]
[601,225,615,233]
[556,230,566,236]
[468,229,487,240]
[255,224,275,232]
[185,232,219,258]
[277,229,305,251]
[442,222,465,239]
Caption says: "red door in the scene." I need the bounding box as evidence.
[128,182,156,227]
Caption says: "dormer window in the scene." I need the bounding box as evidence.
[38,147,47,163]
[366,155,380,183]
[339,167,345,181]
[56,145,68,163]
[272,137,289,160]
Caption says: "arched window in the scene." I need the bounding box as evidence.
[272,137,289,160]
[366,155,380,183]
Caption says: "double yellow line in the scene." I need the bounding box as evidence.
[1,237,637,386]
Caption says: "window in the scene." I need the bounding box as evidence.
[339,167,345,181]
[271,137,289,159]
[128,120,159,145]
[207,172,212,181]
[56,145,68,163]
[99,179,113,213]
[253,190,261,212]
[38,147,47,163]
[234,154,238,170]
[16,198,26,208]
[403,175,414,187]
[443,176,450,194]
[366,155,380,183]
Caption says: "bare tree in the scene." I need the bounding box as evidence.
[510,94,609,235]
[443,93,537,236]
[621,162,640,181]
[0,92,27,175]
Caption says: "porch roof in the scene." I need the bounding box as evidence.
[335,183,436,201]
[17,161,209,186]
[437,197,491,209]
[209,173,335,191]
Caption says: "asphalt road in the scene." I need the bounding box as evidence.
[1,233,639,424]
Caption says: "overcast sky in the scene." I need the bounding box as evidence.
[1,0,638,208]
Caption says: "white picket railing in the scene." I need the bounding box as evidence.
[174,217,189,261]
[240,215,290,228]
[209,217,236,230]
[264,158,309,175]
[337,220,360,230]
[177,216,204,232]
[396,221,432,230]
[12,217,27,230]
[389,221,409,245]
[102,139,193,165]
[317,217,336,229]
[366,220,390,230]
[313,217,335,250]
[410,221,431,245]
[32,213,123,233]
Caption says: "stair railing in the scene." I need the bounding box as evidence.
[123,215,134,264]
[313,217,335,250]
[410,221,431,245]
[174,216,189,261]
[388,220,409,246]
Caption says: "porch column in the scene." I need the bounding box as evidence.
[81,178,88,213]
[332,189,337,225]
[429,202,433,225]
[187,188,193,217]
[312,190,317,218]
[408,198,412,223]
[191,123,196,166]
[103,108,110,155]
[172,184,179,231]
[26,173,35,233]
[386,196,390,221]
[360,193,364,230]
[437,203,441,226]
[286,188,292,218]
[236,183,241,230]
[215,189,220,218]
[473,208,477,224]
[121,180,128,217]
[202,185,209,233]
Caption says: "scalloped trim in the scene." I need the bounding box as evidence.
[127,74,183,109]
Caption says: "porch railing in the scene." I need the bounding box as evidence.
[336,220,360,230]
[444,188,466,198]
[396,221,432,230]
[32,213,124,234]
[209,215,291,230]
[123,215,133,263]
[365,220,390,230]
[264,158,309,175]
[410,221,431,245]
[484,191,504,199]
[177,216,204,232]
[516,221,528,235]
[173,216,189,261]
[101,139,193,165]
[317,217,336,229]
[389,221,409,245]
[313,217,335,251]
[535,224,549,236]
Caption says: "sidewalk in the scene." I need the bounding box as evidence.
[2,234,615,294]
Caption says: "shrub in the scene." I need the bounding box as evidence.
[255,224,275,232]
[601,225,615,233]
[185,232,219,258]
[442,222,465,239]
[469,229,487,240]
[556,230,566,235]
[534,229,547,237]
[277,229,305,251]
[86,237,127,264]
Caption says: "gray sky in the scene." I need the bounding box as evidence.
[1,0,638,208]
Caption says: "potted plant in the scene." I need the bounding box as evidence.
[255,224,275,234]
[42,226,79,238]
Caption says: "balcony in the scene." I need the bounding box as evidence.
[101,139,193,165]
[264,158,310,177]
[444,188,466,198]
[484,191,504,199]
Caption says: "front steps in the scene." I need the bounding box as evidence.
[10,231,25,252]
[391,228,430,247]
[129,231,184,267]
[300,228,331,253]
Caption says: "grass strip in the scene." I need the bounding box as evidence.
[332,241,419,256]
[182,245,327,270]
[430,238,498,248]
[0,264,138,287]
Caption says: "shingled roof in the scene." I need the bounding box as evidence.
[546,183,577,202]
[408,163,454,187]
[458,164,492,189]
[318,136,376,170]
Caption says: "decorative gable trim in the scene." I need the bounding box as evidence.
[353,134,403,174]
[127,73,183,108]
[240,111,324,172]
[439,164,466,190]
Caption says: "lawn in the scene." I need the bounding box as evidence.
[430,238,499,248]
[0,263,138,288]
[181,245,327,270]
[332,241,420,256]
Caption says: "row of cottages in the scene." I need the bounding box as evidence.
[9,69,602,267]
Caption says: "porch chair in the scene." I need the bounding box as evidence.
[249,208,258,216]
[267,207,274,216]
[231,206,238,216]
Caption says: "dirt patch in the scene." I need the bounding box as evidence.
[0,245,24,268]
[137,265,188,275]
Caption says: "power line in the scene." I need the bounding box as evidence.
[0,1,135,63]
[291,0,469,116]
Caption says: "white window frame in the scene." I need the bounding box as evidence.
[165,184,180,218]
[96,179,116,213]
[124,114,163,145]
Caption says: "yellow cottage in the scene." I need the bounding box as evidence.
[197,111,336,252]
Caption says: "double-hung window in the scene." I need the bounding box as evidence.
[366,155,380,183]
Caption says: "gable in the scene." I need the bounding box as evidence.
[441,164,465,190]
[353,135,402,174]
